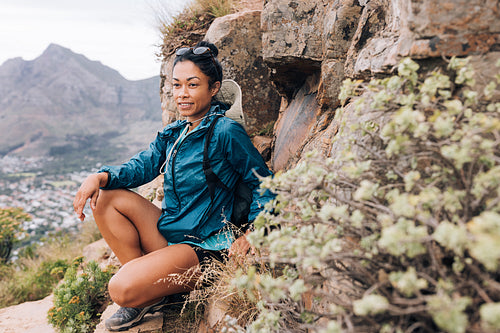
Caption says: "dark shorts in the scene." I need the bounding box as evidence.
[188,244,228,268]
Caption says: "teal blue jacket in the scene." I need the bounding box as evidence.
[99,103,275,243]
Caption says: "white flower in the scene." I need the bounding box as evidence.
[389,267,428,297]
[317,321,342,333]
[467,212,500,271]
[353,180,379,201]
[444,99,463,115]
[427,294,471,333]
[319,204,348,222]
[480,303,500,330]
[289,279,307,301]
[403,171,420,192]
[353,294,389,316]
[433,221,468,255]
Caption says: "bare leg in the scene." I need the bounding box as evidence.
[91,188,200,308]
[108,244,200,308]
[92,189,167,264]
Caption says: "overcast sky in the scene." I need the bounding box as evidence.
[0,0,187,80]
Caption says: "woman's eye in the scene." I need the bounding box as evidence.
[189,83,198,87]
[172,83,180,88]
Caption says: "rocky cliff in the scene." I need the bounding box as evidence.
[159,0,499,172]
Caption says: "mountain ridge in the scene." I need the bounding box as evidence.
[0,43,161,166]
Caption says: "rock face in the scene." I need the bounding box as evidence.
[260,0,500,171]
[158,0,499,174]
[262,0,327,99]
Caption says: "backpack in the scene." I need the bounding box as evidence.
[203,80,253,233]
[203,114,253,233]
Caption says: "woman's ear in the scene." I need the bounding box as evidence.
[211,81,221,97]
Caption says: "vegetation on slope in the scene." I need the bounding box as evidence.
[0,219,102,308]
[228,57,500,332]
[157,0,237,58]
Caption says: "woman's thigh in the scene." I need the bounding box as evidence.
[94,188,166,254]
[108,244,199,307]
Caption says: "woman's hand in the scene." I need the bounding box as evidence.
[73,172,108,221]
[228,229,255,258]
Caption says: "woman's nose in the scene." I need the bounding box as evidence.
[179,85,189,97]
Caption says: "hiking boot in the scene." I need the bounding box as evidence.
[105,297,168,331]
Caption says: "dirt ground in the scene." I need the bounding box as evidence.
[0,294,56,333]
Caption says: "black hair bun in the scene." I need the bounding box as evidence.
[196,40,219,58]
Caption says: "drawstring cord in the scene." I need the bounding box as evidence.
[159,124,189,175]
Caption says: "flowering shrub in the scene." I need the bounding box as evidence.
[0,207,30,262]
[234,57,500,332]
[48,257,114,333]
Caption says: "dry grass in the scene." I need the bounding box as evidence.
[192,257,260,326]
[154,252,269,332]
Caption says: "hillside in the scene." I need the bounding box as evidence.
[0,0,498,332]
[0,44,161,169]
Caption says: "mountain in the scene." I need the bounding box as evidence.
[0,44,162,169]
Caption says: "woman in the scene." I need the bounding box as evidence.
[72,41,275,331]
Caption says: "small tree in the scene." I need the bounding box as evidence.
[0,207,30,263]
[232,57,500,332]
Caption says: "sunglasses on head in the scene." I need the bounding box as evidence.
[175,46,220,78]
[176,46,213,57]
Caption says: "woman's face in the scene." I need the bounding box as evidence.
[172,60,219,121]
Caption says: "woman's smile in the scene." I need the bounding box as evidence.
[178,102,193,110]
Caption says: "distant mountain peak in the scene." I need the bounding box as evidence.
[0,44,161,158]
[45,43,70,53]
[38,43,79,63]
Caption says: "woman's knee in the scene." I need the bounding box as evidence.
[93,189,119,214]
[108,270,143,307]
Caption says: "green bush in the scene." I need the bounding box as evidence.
[233,57,500,332]
[0,207,30,262]
[48,257,114,333]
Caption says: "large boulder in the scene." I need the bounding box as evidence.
[205,11,280,133]
[160,0,499,172]
[160,10,280,134]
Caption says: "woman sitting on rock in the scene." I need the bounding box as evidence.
[72,40,274,331]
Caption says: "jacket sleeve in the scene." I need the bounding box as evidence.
[98,130,169,190]
[220,121,276,222]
